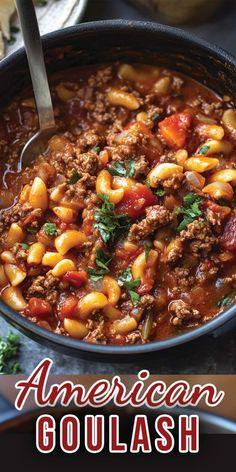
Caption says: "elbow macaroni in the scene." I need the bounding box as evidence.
[2,286,27,311]
[4,264,27,286]
[96,170,124,204]
[102,276,121,306]
[184,156,219,173]
[202,181,234,200]
[78,292,108,320]
[6,223,25,248]
[64,318,88,339]
[27,242,45,265]
[107,88,140,110]
[55,230,87,256]
[148,163,183,187]
[51,259,76,277]
[132,249,158,281]
[29,177,48,211]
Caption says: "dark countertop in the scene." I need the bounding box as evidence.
[1,0,236,374]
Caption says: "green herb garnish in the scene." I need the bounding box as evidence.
[69,169,80,185]
[94,194,131,243]
[118,268,141,307]
[198,144,210,155]
[108,161,126,177]
[20,243,29,250]
[108,159,136,178]
[44,223,58,236]
[144,242,151,262]
[156,187,165,197]
[151,112,159,123]
[92,145,101,154]
[127,159,135,178]
[0,332,21,375]
[175,192,202,232]
[88,249,112,281]
[217,293,234,308]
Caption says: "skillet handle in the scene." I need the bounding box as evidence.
[211,316,236,338]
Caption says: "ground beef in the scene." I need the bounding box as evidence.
[126,330,144,344]
[172,267,195,292]
[73,151,100,175]
[128,205,172,242]
[169,299,201,327]
[76,130,102,151]
[196,260,219,283]
[88,66,113,88]
[20,208,44,229]
[11,243,28,262]
[162,172,184,191]
[205,207,228,232]
[26,273,60,305]
[133,156,149,177]
[179,218,216,256]
[139,294,155,311]
[0,202,32,233]
[85,315,107,344]
[222,274,236,285]
[166,238,183,263]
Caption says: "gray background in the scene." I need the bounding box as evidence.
[1,0,236,374]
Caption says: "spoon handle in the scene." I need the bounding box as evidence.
[15,0,55,130]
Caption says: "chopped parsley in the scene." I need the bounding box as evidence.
[44,223,58,236]
[127,159,135,178]
[151,112,159,123]
[68,169,80,185]
[94,194,131,243]
[0,332,21,375]
[144,242,151,262]
[20,243,29,250]
[175,192,202,232]
[88,249,112,281]
[198,144,210,155]
[156,187,165,197]
[118,268,141,307]
[92,145,101,154]
[108,159,136,178]
[107,161,126,177]
[217,293,234,308]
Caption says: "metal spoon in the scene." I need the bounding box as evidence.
[15,0,56,171]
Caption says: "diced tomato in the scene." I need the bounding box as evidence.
[62,270,88,287]
[159,112,192,149]
[137,266,157,295]
[58,222,69,232]
[27,298,52,319]
[58,295,78,321]
[220,214,236,251]
[203,200,231,220]
[116,183,157,219]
